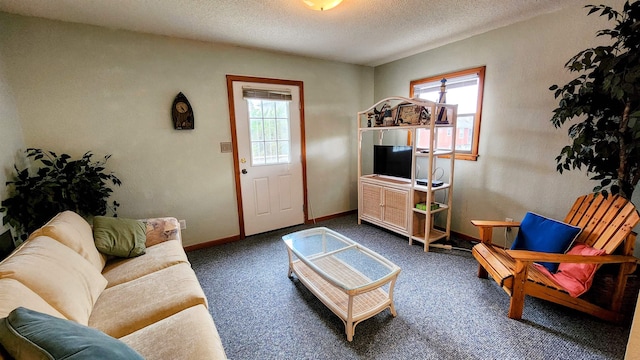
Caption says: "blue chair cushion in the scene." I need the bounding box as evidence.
[510,212,582,273]
[0,307,143,359]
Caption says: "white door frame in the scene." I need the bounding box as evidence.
[226,75,308,238]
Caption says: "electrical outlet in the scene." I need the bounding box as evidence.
[505,217,513,232]
[179,219,187,230]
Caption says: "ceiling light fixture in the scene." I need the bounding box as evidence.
[303,0,343,11]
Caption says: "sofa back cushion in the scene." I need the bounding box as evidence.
[29,210,107,271]
[145,217,181,247]
[0,307,144,360]
[0,278,67,320]
[93,216,146,258]
[0,236,107,325]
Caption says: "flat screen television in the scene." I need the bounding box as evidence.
[373,145,412,179]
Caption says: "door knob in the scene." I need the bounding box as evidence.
[241,169,248,174]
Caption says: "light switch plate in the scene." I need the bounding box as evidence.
[220,142,232,153]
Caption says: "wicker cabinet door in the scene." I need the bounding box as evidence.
[382,187,408,231]
[361,182,383,221]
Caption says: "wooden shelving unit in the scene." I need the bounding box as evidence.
[356,97,457,251]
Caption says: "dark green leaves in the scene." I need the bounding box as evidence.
[550,1,640,199]
[0,149,121,240]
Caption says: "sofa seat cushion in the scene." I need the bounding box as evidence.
[88,263,208,338]
[0,278,66,320]
[28,210,107,271]
[120,304,227,360]
[0,307,143,360]
[102,239,189,288]
[0,236,107,325]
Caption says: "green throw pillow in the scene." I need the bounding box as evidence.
[0,307,144,359]
[93,216,146,258]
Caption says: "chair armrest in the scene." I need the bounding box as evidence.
[506,249,639,265]
[471,220,521,228]
[471,220,520,245]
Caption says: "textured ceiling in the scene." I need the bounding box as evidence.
[0,0,578,66]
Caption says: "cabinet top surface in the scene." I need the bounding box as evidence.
[360,175,450,191]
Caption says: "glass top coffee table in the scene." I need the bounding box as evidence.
[282,227,401,341]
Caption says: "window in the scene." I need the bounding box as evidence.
[410,66,485,161]
[247,99,291,165]
[243,87,293,166]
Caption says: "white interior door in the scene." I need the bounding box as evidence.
[232,81,305,236]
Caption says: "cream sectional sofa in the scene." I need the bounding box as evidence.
[0,211,226,359]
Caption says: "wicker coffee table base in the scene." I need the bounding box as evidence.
[288,256,398,341]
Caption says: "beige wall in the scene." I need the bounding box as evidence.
[0,54,25,241]
[2,1,638,252]
[372,0,640,253]
[0,12,373,246]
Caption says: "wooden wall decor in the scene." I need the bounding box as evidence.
[172,92,195,130]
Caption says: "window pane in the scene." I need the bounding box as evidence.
[455,115,474,152]
[417,91,439,103]
[251,142,265,165]
[277,118,290,140]
[411,66,485,160]
[264,118,277,141]
[246,98,292,166]
[262,101,276,118]
[248,100,263,118]
[416,129,431,149]
[276,101,289,118]
[265,141,278,164]
[446,86,478,114]
[250,118,264,141]
[278,141,290,162]
[417,86,477,114]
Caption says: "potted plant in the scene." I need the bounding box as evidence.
[0,148,121,241]
[550,1,640,199]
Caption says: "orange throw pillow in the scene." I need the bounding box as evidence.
[536,244,605,297]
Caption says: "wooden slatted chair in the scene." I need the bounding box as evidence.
[471,193,639,322]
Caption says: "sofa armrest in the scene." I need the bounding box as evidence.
[144,217,182,247]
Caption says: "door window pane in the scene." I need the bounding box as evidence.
[265,141,278,163]
[276,101,288,118]
[250,119,264,141]
[264,118,277,141]
[252,142,265,165]
[247,99,291,165]
[278,141,290,162]
[277,118,289,140]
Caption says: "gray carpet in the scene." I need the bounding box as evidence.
[187,215,632,359]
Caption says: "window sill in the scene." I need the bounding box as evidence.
[438,153,478,161]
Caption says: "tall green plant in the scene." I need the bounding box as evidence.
[0,148,121,240]
[550,1,640,199]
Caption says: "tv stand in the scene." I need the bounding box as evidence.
[356,97,457,251]
[360,175,410,233]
